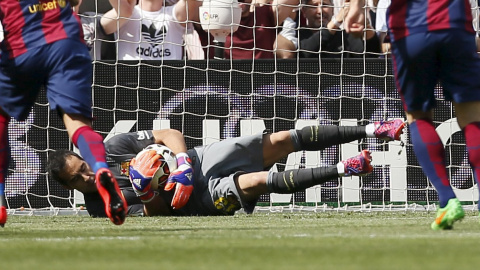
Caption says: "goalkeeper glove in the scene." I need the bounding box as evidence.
[164,152,194,209]
[129,149,161,203]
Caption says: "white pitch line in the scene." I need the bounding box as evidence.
[0,236,142,242]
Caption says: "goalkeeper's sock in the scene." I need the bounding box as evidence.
[409,119,455,208]
[463,122,480,210]
[266,166,338,193]
[290,125,366,151]
[71,126,108,173]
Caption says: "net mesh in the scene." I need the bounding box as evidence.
[3,0,480,215]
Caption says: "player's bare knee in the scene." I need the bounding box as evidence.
[406,110,433,124]
[264,132,294,155]
[236,172,268,201]
[453,101,480,128]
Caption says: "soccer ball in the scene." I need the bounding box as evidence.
[142,144,177,190]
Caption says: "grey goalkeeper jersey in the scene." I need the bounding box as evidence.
[85,130,265,217]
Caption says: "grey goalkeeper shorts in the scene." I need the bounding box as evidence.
[183,132,265,215]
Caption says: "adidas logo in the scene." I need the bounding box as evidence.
[141,23,167,47]
[133,178,142,187]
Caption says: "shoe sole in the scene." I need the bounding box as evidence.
[97,170,127,225]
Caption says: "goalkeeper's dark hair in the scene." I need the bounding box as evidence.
[46,149,82,187]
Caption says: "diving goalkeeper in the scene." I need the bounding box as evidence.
[47,120,404,217]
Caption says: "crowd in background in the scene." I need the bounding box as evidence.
[12,0,478,61]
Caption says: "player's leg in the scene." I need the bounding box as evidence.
[406,111,457,206]
[291,122,404,151]
[47,39,126,225]
[0,108,9,227]
[455,101,480,216]
[442,29,480,221]
[393,31,462,230]
[237,150,372,202]
[0,50,47,227]
[262,120,404,167]
[62,114,110,174]
[433,29,480,228]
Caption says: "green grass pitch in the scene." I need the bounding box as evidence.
[1,211,479,270]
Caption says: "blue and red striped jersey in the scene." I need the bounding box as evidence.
[0,0,84,59]
[387,0,474,42]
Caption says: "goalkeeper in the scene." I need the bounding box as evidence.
[47,120,404,217]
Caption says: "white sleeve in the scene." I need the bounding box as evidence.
[375,0,390,33]
[279,16,298,49]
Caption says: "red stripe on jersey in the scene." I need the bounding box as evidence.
[388,0,409,40]
[426,0,450,31]
[0,1,27,57]
[41,1,67,43]
[464,0,474,32]
[73,12,86,44]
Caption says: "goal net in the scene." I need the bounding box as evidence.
[3,0,479,215]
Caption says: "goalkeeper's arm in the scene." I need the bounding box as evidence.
[151,129,193,209]
[151,129,188,155]
[101,0,137,35]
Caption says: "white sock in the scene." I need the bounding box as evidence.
[337,162,345,176]
[365,123,377,138]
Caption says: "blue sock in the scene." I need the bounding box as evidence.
[71,126,108,174]
[463,122,480,210]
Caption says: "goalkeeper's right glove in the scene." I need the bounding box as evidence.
[164,153,194,209]
[129,149,161,203]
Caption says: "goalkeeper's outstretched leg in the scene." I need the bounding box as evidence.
[236,149,373,202]
[261,120,404,167]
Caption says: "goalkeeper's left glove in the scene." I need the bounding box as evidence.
[164,153,194,209]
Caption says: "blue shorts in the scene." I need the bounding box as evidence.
[0,39,93,121]
[391,29,480,112]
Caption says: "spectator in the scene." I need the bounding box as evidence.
[298,0,381,58]
[229,0,300,59]
[100,0,201,60]
[198,0,300,59]
[73,0,116,60]
[374,0,390,55]
[275,10,300,59]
